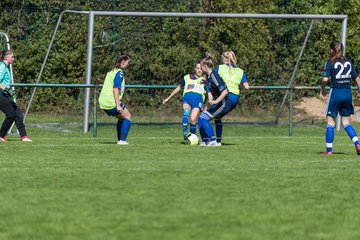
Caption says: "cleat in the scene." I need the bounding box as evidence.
[21,136,32,142]
[207,140,220,147]
[356,145,360,155]
[323,151,333,156]
[183,132,191,140]
[117,140,129,145]
[217,142,222,146]
[0,137,8,142]
[199,141,208,146]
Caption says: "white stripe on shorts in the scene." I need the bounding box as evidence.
[324,88,333,116]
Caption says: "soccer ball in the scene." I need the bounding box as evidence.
[186,134,199,146]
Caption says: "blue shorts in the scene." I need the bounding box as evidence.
[182,92,204,110]
[228,93,240,111]
[104,103,126,116]
[204,97,232,119]
[326,88,353,117]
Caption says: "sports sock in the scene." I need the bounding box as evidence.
[198,121,208,142]
[182,108,190,136]
[190,123,196,134]
[116,120,123,141]
[326,125,335,153]
[215,119,222,143]
[198,116,215,142]
[344,124,360,145]
[120,119,131,141]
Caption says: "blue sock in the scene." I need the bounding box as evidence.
[198,116,215,142]
[215,119,222,143]
[198,120,208,142]
[326,125,335,153]
[344,124,360,145]
[120,119,131,141]
[182,108,190,136]
[116,120,123,141]
[190,124,196,134]
[182,115,189,135]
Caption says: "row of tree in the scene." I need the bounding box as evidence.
[0,0,359,113]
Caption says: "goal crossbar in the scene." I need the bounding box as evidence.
[26,10,348,133]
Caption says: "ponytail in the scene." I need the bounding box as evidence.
[222,51,237,74]
[329,40,345,63]
[200,52,215,69]
[113,52,131,70]
[222,51,237,65]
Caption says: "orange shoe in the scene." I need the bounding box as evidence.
[356,145,360,155]
[324,151,333,156]
[21,136,32,142]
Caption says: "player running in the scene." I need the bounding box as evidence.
[320,40,360,155]
[163,62,205,140]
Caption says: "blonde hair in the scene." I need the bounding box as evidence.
[222,51,237,74]
[200,52,215,68]
[222,51,237,65]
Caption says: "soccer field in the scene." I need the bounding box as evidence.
[1,124,360,240]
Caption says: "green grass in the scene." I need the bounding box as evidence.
[1,124,360,240]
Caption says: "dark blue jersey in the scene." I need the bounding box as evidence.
[205,71,228,99]
[323,58,358,89]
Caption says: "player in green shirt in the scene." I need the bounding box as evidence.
[0,50,31,142]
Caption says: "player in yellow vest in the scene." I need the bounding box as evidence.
[163,62,205,140]
[214,51,249,145]
[99,53,131,145]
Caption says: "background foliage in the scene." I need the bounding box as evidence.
[0,0,359,113]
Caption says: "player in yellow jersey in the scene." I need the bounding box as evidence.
[214,51,249,145]
[99,53,131,145]
[163,62,205,140]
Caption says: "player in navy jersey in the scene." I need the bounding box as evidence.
[0,50,31,142]
[320,40,360,155]
[198,53,231,146]
[163,62,205,140]
[213,51,249,145]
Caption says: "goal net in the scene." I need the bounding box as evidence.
[11,12,347,134]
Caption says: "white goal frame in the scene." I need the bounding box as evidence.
[28,11,348,133]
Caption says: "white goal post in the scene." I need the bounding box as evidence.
[27,11,348,133]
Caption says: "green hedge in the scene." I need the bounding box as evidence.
[1,0,359,112]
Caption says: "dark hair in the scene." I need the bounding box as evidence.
[200,52,215,68]
[329,40,345,63]
[113,53,131,69]
[0,50,13,61]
